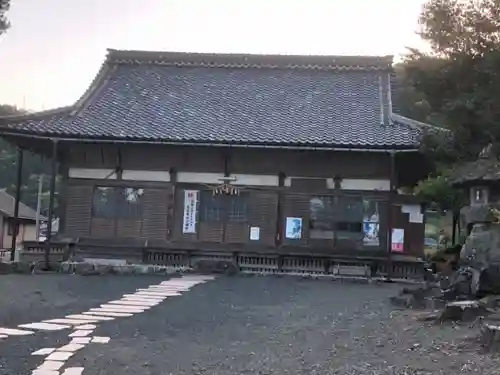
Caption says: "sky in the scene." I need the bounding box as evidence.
[0,0,427,111]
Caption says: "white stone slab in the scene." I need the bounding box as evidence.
[0,327,34,335]
[46,351,74,361]
[44,318,98,325]
[122,294,165,301]
[70,337,91,344]
[58,343,85,352]
[36,360,65,371]
[66,314,114,321]
[108,300,159,307]
[136,289,181,296]
[99,304,148,312]
[74,324,96,330]
[32,370,59,375]
[32,348,56,356]
[61,368,85,375]
[0,334,7,339]
[19,322,70,331]
[83,311,133,317]
[92,336,111,343]
[69,330,93,337]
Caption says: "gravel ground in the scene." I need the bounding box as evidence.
[1,275,500,375]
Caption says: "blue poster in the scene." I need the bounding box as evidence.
[285,217,302,239]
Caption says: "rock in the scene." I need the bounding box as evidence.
[439,300,489,322]
[415,311,441,322]
[192,259,239,275]
[479,322,500,351]
[74,262,98,276]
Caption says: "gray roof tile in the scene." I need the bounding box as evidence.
[0,50,425,149]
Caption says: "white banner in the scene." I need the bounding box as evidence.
[182,190,199,234]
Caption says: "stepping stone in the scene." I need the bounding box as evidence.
[69,330,93,337]
[36,360,65,371]
[0,327,34,335]
[20,322,70,331]
[66,314,114,321]
[44,318,98,325]
[108,300,159,307]
[61,367,84,375]
[46,351,74,361]
[32,348,56,356]
[70,337,91,344]
[92,336,110,343]
[83,311,133,317]
[74,324,96,330]
[99,304,147,312]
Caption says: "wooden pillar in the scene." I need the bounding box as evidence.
[44,140,58,270]
[386,151,396,281]
[10,148,23,261]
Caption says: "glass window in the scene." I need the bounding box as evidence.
[362,200,380,246]
[227,194,249,223]
[335,197,363,240]
[199,192,249,223]
[92,187,144,219]
[309,196,335,239]
[200,191,224,222]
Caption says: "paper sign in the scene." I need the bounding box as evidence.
[182,190,199,234]
[401,204,424,224]
[391,228,404,252]
[250,227,260,241]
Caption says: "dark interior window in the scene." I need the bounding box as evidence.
[92,187,144,219]
[200,191,249,223]
[309,196,335,239]
[7,219,19,236]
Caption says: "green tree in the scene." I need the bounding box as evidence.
[0,0,10,35]
[398,0,500,163]
[0,105,51,209]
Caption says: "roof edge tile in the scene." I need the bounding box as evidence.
[106,49,394,71]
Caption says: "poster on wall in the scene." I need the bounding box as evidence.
[182,190,199,234]
[249,227,260,241]
[362,200,380,246]
[285,217,303,239]
[391,228,404,252]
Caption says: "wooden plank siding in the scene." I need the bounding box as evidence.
[59,144,425,258]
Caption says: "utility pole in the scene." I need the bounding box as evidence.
[35,174,43,240]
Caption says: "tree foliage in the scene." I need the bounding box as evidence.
[0,0,9,36]
[0,106,52,211]
[395,0,500,208]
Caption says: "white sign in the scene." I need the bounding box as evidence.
[285,217,303,239]
[401,204,424,224]
[391,228,404,252]
[182,190,199,234]
[250,227,260,241]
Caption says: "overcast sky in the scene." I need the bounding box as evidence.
[0,0,426,111]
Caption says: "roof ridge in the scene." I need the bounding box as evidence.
[106,49,394,71]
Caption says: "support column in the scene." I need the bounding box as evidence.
[44,140,58,270]
[10,148,23,261]
[386,151,397,281]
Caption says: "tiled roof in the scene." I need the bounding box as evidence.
[0,50,429,150]
[0,190,40,221]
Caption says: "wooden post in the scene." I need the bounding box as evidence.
[10,148,23,262]
[386,151,396,281]
[44,140,58,270]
